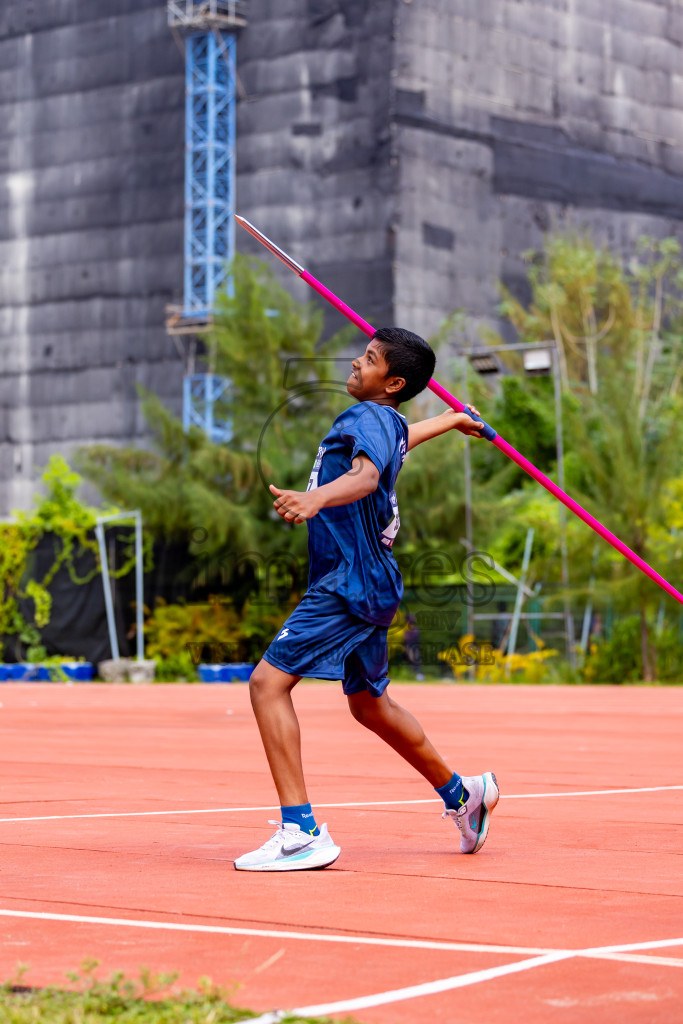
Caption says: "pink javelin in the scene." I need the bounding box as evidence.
[235,215,683,607]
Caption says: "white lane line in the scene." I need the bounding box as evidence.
[505,785,683,799]
[0,909,561,956]
[2,908,681,1020]
[1,784,681,824]
[241,953,577,1023]
[579,936,683,955]
[2,909,681,966]
[237,936,683,1022]
[0,805,283,823]
[590,952,683,969]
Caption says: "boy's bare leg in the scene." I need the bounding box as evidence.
[249,659,308,807]
[347,690,453,788]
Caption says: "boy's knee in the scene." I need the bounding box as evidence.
[248,660,295,706]
[248,662,272,704]
[348,691,384,729]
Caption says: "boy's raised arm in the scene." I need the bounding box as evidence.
[407,405,484,451]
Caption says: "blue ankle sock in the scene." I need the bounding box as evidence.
[281,802,320,836]
[435,773,469,810]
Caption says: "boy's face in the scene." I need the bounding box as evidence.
[346,340,405,404]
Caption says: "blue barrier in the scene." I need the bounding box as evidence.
[198,663,254,683]
[0,662,94,682]
[60,662,94,681]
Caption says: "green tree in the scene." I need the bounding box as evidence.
[76,256,352,603]
[491,234,683,679]
[500,232,633,394]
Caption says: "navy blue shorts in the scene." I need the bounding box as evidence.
[263,590,391,697]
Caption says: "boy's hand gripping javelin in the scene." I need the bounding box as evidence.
[235,214,683,607]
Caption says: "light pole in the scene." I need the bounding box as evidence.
[461,341,575,664]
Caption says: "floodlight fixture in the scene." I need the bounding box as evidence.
[523,348,553,376]
[469,352,500,375]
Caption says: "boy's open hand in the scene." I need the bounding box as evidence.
[270,484,322,524]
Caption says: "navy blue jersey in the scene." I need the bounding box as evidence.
[305,402,409,626]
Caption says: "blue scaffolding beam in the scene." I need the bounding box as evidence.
[183,30,236,318]
[183,373,233,444]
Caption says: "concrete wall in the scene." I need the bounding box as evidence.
[235,0,397,330]
[393,0,683,341]
[0,0,185,513]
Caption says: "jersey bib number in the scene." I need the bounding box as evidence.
[380,490,400,548]
[307,445,326,492]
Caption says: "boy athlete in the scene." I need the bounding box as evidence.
[235,327,499,871]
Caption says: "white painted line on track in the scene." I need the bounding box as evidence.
[236,936,683,1022]
[1,909,681,966]
[2,908,681,1020]
[288,952,576,1017]
[1,784,681,823]
[0,909,558,956]
[579,936,683,955]
[590,952,683,969]
[0,805,284,823]
[505,784,683,800]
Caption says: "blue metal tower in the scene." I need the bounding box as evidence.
[184,30,236,318]
[182,373,233,443]
[167,2,245,445]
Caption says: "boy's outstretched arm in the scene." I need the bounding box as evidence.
[408,404,484,451]
[270,454,379,524]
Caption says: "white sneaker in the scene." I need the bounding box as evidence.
[442,773,499,854]
[234,821,341,872]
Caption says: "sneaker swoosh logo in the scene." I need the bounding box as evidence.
[280,838,317,857]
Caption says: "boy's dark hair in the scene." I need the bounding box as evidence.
[372,327,436,402]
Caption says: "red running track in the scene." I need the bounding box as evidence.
[0,682,682,1023]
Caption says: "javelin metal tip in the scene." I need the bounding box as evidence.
[234,214,305,276]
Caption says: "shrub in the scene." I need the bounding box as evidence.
[439,634,560,683]
[144,596,293,667]
[153,651,199,683]
[581,615,683,683]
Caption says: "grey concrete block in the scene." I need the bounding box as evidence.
[0,184,184,242]
[255,0,305,20]
[0,252,181,307]
[0,221,181,270]
[667,8,683,45]
[603,129,661,166]
[661,143,683,178]
[0,441,14,475]
[98,658,132,682]
[607,0,667,37]
[25,328,178,373]
[565,85,602,125]
[653,106,683,145]
[641,35,681,74]
[0,0,162,38]
[128,660,156,683]
[238,16,313,62]
[456,0,498,30]
[507,3,563,46]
